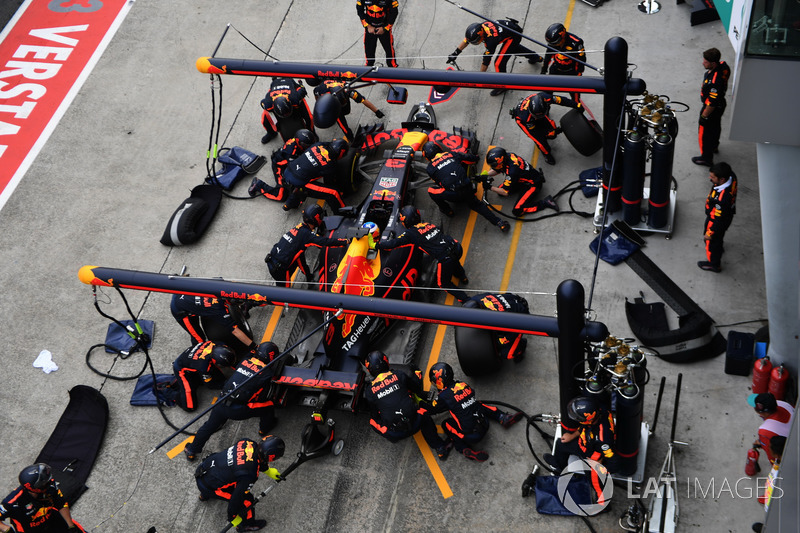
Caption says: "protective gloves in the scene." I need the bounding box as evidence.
[266,467,283,482]
[447,48,462,64]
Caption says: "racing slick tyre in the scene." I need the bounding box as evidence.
[454,325,501,377]
[560,108,603,156]
[335,148,361,194]
[201,302,254,360]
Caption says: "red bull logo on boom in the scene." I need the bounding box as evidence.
[316,70,358,79]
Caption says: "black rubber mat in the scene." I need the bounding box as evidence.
[624,249,726,362]
[35,386,109,505]
[625,249,695,316]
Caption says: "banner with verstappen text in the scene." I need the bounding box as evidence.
[0,0,133,211]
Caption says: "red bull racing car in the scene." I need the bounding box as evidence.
[271,102,480,417]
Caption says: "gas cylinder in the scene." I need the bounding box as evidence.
[615,384,644,477]
[768,364,789,401]
[621,131,646,226]
[752,356,772,394]
[745,446,760,476]
[647,133,674,229]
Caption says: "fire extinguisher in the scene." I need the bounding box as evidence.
[768,364,789,401]
[745,446,760,476]
[753,356,772,394]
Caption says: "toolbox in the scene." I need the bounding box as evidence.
[724,331,755,376]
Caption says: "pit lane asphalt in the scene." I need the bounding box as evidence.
[0,1,765,532]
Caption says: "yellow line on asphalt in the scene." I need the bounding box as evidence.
[167,437,194,459]
[421,198,477,388]
[261,268,300,342]
[414,432,454,498]
[511,141,546,290]
[565,0,577,30]
[166,396,221,458]
[414,206,475,499]
[416,154,498,498]
[500,219,523,292]
[261,306,283,342]
[422,293,455,391]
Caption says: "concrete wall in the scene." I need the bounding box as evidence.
[757,143,800,377]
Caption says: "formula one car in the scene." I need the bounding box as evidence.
[271,102,479,417]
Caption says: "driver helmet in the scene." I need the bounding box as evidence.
[363,221,380,242]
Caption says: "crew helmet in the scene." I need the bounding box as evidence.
[545,23,566,46]
[259,435,285,464]
[329,139,349,160]
[486,147,507,170]
[398,205,421,228]
[429,362,455,391]
[294,128,318,150]
[529,93,549,120]
[465,23,485,45]
[303,204,325,228]
[422,141,442,161]
[567,397,601,425]
[19,464,52,496]
[365,350,390,376]
[313,92,341,128]
[256,341,280,363]
[211,343,236,368]
[273,97,293,118]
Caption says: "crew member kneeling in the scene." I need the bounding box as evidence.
[544,397,620,474]
[428,362,523,462]
[185,342,281,461]
[0,463,86,532]
[172,341,236,412]
[462,292,530,362]
[194,436,285,532]
[364,350,453,460]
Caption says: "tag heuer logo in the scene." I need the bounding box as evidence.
[379,177,398,188]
